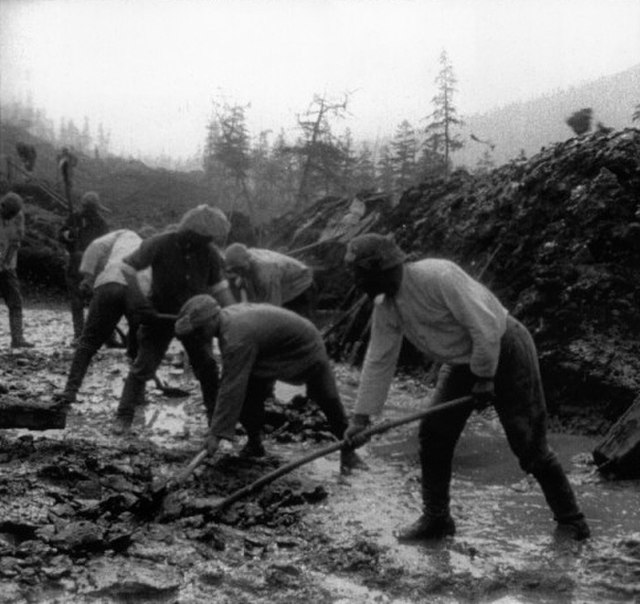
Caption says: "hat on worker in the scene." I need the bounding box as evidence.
[344,233,406,271]
[177,205,231,246]
[80,191,111,214]
[0,192,24,220]
[224,243,251,271]
[175,294,221,337]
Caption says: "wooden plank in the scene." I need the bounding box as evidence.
[0,396,67,430]
[593,396,640,478]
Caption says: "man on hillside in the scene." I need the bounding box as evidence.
[174,294,365,473]
[59,191,110,343]
[113,205,235,434]
[53,228,154,406]
[342,233,590,541]
[224,243,315,318]
[0,192,33,348]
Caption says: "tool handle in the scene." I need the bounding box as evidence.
[213,394,474,512]
[174,449,208,486]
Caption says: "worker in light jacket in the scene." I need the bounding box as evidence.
[343,233,590,541]
[224,243,315,318]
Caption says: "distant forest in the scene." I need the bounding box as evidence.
[2,58,639,225]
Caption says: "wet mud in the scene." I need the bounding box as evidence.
[0,305,639,603]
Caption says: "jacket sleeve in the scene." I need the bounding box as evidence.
[354,301,403,417]
[209,341,258,440]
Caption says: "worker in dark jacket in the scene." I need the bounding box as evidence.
[59,191,110,342]
[114,205,235,434]
[174,295,365,473]
[343,233,590,541]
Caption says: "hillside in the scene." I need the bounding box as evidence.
[270,127,640,432]
[455,63,640,168]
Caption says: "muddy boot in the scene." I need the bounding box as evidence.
[54,346,95,406]
[396,513,456,542]
[530,453,591,541]
[239,436,266,458]
[9,308,33,348]
[397,440,456,542]
[114,374,146,434]
[340,447,369,475]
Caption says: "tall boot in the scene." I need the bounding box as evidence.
[113,374,146,434]
[55,346,95,404]
[396,444,456,541]
[9,307,33,348]
[530,453,590,540]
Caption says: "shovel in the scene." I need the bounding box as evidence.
[134,448,209,518]
[204,394,474,515]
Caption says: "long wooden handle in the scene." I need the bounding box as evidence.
[212,394,474,512]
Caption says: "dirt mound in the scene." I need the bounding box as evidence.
[272,128,640,431]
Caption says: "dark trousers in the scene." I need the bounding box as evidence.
[0,269,23,310]
[418,316,584,524]
[62,283,140,399]
[116,320,219,422]
[239,359,349,443]
[65,252,85,339]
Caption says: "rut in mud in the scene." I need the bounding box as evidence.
[0,305,639,603]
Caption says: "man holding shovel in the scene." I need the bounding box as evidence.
[113,205,235,434]
[173,295,365,473]
[342,233,590,541]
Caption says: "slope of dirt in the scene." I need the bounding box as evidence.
[0,305,639,603]
[270,128,640,433]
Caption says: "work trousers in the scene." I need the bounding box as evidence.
[62,283,140,400]
[239,359,349,443]
[65,252,85,339]
[116,320,218,422]
[418,316,584,524]
[0,269,23,310]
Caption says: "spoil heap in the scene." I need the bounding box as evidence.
[275,128,640,432]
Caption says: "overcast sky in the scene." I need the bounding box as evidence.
[1,0,639,159]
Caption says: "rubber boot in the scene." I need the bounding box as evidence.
[9,307,33,348]
[54,346,95,405]
[530,453,590,540]
[113,374,146,434]
[239,434,266,458]
[396,446,456,542]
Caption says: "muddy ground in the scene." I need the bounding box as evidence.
[1,304,639,604]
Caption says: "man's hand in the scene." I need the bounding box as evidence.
[205,433,221,456]
[78,279,93,300]
[472,377,495,410]
[344,414,371,449]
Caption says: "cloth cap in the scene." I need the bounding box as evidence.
[81,191,110,214]
[224,243,251,270]
[175,294,221,336]
[344,234,406,271]
[0,192,24,220]
[177,205,230,246]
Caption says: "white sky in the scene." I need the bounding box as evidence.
[1,0,639,159]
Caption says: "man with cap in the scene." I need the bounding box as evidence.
[113,205,235,434]
[53,228,154,406]
[225,243,315,318]
[342,233,590,541]
[174,294,365,472]
[59,191,110,343]
[0,192,33,347]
